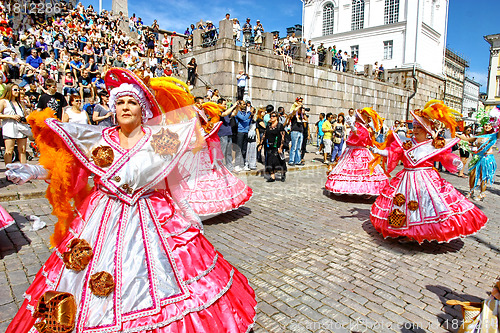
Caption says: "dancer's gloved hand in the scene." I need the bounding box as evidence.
[452,158,463,171]
[370,147,388,157]
[6,163,48,185]
[177,198,204,234]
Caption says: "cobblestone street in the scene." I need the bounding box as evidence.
[1,161,500,332]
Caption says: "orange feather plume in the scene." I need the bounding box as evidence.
[360,107,384,132]
[421,100,461,137]
[27,108,91,247]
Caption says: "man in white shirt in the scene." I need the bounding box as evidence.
[2,53,25,79]
[236,70,249,101]
[345,107,356,137]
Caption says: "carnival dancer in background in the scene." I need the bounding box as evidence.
[457,107,500,201]
[325,107,389,196]
[179,99,253,218]
[5,68,256,333]
[370,100,487,243]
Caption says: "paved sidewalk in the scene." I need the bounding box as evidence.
[0,144,328,201]
[1,148,499,332]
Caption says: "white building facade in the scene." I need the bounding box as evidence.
[302,0,449,75]
[484,33,500,109]
[462,77,480,118]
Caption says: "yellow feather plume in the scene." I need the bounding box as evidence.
[360,107,384,132]
[422,100,461,137]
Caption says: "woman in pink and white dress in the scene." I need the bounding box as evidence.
[325,107,389,196]
[5,69,256,333]
[0,205,14,231]
[180,99,253,219]
[370,101,487,243]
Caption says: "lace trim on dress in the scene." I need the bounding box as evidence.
[184,254,219,285]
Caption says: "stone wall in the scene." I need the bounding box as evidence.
[179,37,445,125]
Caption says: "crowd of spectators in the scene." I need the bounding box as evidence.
[0,0,199,126]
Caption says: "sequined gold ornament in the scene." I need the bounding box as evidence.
[432,137,446,149]
[402,141,413,150]
[326,163,334,175]
[91,146,114,168]
[89,271,115,297]
[407,201,419,211]
[388,209,406,228]
[150,128,180,156]
[393,193,406,206]
[33,291,76,333]
[62,239,93,271]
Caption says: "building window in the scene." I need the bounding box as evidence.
[383,40,393,60]
[323,3,334,36]
[351,0,365,30]
[351,45,359,58]
[384,0,399,24]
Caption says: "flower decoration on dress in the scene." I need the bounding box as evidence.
[150,128,181,157]
[89,271,115,297]
[62,239,93,271]
[407,201,419,211]
[91,146,114,168]
[432,137,446,149]
[393,193,406,206]
[33,291,77,333]
[388,209,406,228]
[326,163,335,175]
[402,141,413,150]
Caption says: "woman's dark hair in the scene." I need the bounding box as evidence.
[269,111,279,119]
[266,104,274,113]
[337,113,345,124]
[98,90,109,104]
[68,94,81,106]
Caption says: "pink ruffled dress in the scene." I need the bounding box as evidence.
[325,122,389,195]
[178,123,252,218]
[370,134,488,243]
[7,120,256,333]
[0,204,14,231]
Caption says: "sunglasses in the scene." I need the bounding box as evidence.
[270,115,277,118]
[12,88,19,91]
[74,100,82,102]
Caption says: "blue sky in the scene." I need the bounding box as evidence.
[83,0,498,92]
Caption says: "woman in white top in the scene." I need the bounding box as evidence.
[0,84,28,164]
[62,94,89,124]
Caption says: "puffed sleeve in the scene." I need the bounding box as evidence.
[431,149,461,174]
[386,140,404,173]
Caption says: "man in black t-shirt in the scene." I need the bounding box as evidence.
[37,79,67,120]
[25,83,40,110]
[78,69,94,102]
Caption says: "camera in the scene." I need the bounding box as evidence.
[303,107,310,112]
[20,116,26,123]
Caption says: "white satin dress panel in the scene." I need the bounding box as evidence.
[43,119,198,332]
